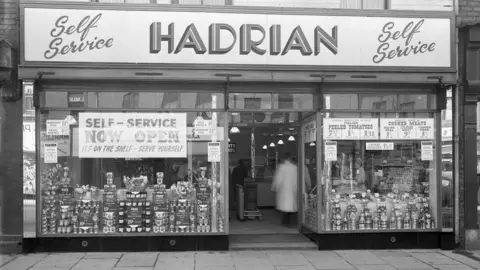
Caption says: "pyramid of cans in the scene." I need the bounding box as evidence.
[118,186,152,233]
[152,172,169,233]
[42,183,57,234]
[196,167,211,232]
[73,199,100,234]
[102,172,118,234]
[169,198,195,233]
[55,167,75,234]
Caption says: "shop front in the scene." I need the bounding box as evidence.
[19,2,456,252]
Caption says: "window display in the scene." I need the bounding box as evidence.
[323,116,437,232]
[38,109,226,236]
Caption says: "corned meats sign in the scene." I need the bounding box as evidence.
[23,8,451,67]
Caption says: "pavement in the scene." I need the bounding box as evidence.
[2,249,480,270]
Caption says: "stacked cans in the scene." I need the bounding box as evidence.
[305,194,318,230]
[73,200,100,234]
[57,205,74,234]
[376,203,388,229]
[42,194,57,234]
[406,201,418,229]
[153,172,169,233]
[170,199,195,233]
[330,199,343,231]
[102,172,118,234]
[196,178,211,233]
[118,191,152,233]
[217,200,224,233]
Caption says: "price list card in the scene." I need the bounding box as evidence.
[380,119,434,140]
[323,118,378,140]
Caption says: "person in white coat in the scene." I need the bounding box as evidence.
[271,152,298,225]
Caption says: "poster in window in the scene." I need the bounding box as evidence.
[380,119,434,140]
[323,118,378,140]
[78,113,187,158]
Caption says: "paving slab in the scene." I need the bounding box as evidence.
[267,251,310,266]
[195,266,236,270]
[113,267,153,270]
[71,258,119,270]
[354,265,397,270]
[433,265,475,270]
[274,266,317,270]
[195,252,234,266]
[335,250,386,265]
[32,253,84,268]
[410,252,462,265]
[84,252,124,259]
[116,252,158,267]
[0,254,48,270]
[0,255,15,267]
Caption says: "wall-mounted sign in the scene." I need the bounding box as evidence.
[380,118,434,140]
[78,112,187,158]
[23,8,451,68]
[323,118,378,140]
[68,93,85,108]
[366,142,394,151]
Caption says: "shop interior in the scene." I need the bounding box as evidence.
[228,122,301,235]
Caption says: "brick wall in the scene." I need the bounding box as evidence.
[459,0,480,27]
[0,0,18,47]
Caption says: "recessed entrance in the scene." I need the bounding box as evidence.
[227,111,317,250]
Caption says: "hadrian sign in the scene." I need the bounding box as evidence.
[23,7,452,68]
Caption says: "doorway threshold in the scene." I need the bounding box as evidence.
[229,234,317,250]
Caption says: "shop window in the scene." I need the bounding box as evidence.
[37,110,226,236]
[87,92,224,109]
[273,93,315,110]
[399,94,431,110]
[41,92,69,108]
[230,112,300,125]
[360,94,397,110]
[322,114,438,232]
[324,94,358,110]
[229,93,272,110]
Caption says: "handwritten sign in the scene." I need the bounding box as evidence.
[44,143,58,163]
[421,141,434,161]
[46,120,69,136]
[366,142,394,150]
[78,113,187,158]
[323,118,378,140]
[325,141,337,161]
[208,142,221,162]
[380,118,434,140]
[193,117,212,136]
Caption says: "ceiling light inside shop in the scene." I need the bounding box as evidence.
[288,136,295,141]
[269,142,275,147]
[278,140,284,145]
[263,145,267,149]
[230,127,240,133]
[309,142,316,146]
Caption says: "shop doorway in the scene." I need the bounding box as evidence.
[228,122,301,235]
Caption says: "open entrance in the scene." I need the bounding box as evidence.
[227,111,317,249]
[229,125,300,234]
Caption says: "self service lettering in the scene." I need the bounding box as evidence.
[83,117,180,144]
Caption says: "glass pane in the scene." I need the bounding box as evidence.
[324,94,358,110]
[273,93,315,110]
[323,115,437,232]
[228,93,272,110]
[360,94,397,110]
[229,112,300,125]
[302,115,318,232]
[441,89,453,229]
[181,93,225,109]
[42,92,69,108]
[399,94,429,110]
[38,110,226,236]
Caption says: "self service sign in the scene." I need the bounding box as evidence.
[23,7,452,68]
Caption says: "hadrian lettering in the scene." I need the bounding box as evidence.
[150,23,338,56]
